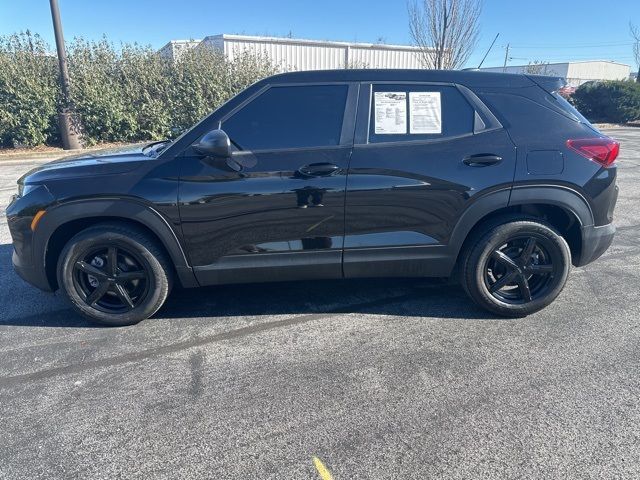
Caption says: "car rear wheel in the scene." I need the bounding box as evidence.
[57,223,172,326]
[461,219,571,317]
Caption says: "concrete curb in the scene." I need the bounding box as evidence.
[0,157,60,165]
[0,141,149,164]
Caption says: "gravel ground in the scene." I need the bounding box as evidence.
[1,128,639,479]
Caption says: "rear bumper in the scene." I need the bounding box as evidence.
[575,223,616,267]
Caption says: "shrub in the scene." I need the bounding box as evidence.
[572,80,640,124]
[67,38,141,144]
[0,31,60,147]
[0,32,277,148]
[166,47,276,134]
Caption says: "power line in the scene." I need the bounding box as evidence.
[520,54,635,60]
[510,40,633,48]
[511,44,633,50]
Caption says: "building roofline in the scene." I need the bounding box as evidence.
[481,60,630,68]
[164,39,203,45]
[561,60,630,66]
[159,39,202,50]
[202,34,425,51]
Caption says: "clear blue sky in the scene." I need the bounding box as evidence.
[1,0,638,69]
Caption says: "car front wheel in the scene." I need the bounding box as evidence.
[461,219,572,317]
[57,223,172,326]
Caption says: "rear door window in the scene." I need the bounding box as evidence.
[368,84,474,144]
[222,84,349,151]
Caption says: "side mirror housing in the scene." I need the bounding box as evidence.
[193,129,231,158]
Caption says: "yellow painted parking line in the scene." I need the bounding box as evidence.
[313,456,334,480]
[306,215,335,233]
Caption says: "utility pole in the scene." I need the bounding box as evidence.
[502,43,510,72]
[49,0,82,149]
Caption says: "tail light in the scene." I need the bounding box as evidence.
[566,137,620,167]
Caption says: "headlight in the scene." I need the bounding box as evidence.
[18,183,39,197]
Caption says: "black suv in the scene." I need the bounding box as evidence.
[7,70,619,325]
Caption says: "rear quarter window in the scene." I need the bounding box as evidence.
[550,92,591,124]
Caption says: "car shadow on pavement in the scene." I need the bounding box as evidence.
[0,244,100,328]
[160,277,493,320]
[1,243,497,328]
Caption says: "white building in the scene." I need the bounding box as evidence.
[158,39,202,60]
[161,34,427,70]
[479,60,631,87]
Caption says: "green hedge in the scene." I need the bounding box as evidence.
[0,31,277,147]
[572,80,640,124]
[0,32,60,147]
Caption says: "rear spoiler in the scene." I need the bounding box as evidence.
[525,74,566,93]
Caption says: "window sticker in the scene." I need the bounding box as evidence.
[409,92,442,134]
[374,92,407,134]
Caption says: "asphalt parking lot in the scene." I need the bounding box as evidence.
[1,127,639,479]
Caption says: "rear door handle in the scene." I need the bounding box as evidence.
[463,154,503,167]
[298,163,341,177]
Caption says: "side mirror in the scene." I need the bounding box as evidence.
[193,129,231,158]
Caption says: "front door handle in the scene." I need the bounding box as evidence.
[298,163,341,177]
[463,154,503,167]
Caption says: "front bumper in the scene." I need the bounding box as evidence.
[6,185,56,292]
[12,247,53,291]
[575,222,616,267]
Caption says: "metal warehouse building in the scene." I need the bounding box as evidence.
[158,39,202,61]
[479,60,631,87]
[160,34,426,70]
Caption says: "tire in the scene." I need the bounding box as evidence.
[460,218,571,317]
[57,223,173,326]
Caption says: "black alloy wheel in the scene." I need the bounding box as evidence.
[484,235,559,304]
[58,223,172,326]
[461,218,571,317]
[72,244,150,313]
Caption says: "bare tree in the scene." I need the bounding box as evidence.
[524,60,552,76]
[408,0,482,70]
[631,22,640,82]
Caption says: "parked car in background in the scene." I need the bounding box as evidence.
[557,85,576,97]
[7,69,619,325]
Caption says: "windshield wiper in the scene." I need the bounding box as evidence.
[142,140,172,157]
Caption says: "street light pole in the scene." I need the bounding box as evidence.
[49,0,82,149]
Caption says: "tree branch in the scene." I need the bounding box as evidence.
[408,0,482,70]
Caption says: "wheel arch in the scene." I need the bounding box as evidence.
[35,199,198,290]
[449,186,593,269]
